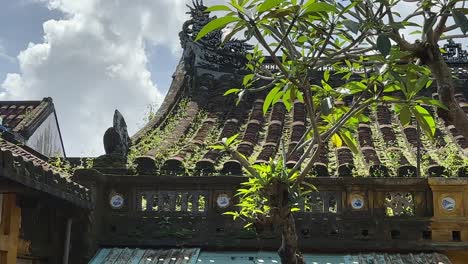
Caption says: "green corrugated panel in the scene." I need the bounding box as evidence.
[127,249,146,264]
[89,248,200,264]
[90,249,451,264]
[89,248,111,264]
[104,248,123,263]
[197,251,347,264]
[114,248,135,264]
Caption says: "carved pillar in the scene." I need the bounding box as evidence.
[71,169,105,263]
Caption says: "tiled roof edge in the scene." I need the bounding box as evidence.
[13,97,54,139]
[131,59,188,143]
[0,134,93,209]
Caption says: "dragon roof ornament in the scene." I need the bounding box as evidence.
[442,39,468,64]
[179,0,252,69]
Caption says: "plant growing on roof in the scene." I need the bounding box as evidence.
[196,0,462,262]
[127,98,191,170]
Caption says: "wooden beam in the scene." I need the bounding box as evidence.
[0,180,25,193]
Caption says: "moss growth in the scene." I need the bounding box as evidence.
[128,98,191,169]
[49,156,94,176]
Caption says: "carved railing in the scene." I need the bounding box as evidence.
[71,170,468,251]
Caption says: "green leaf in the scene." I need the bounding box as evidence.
[376,34,391,57]
[209,145,225,150]
[225,134,239,146]
[339,130,358,154]
[295,90,304,103]
[222,211,238,216]
[415,97,448,110]
[343,20,359,34]
[224,88,240,96]
[244,223,253,228]
[383,83,401,93]
[195,16,240,41]
[297,35,308,43]
[263,86,280,114]
[321,80,332,92]
[263,6,299,18]
[258,0,282,12]
[331,133,342,148]
[345,81,367,94]
[301,181,318,192]
[303,2,337,14]
[412,105,436,138]
[381,96,401,102]
[409,75,429,98]
[453,9,468,34]
[272,90,285,105]
[205,5,232,12]
[242,74,254,86]
[398,105,411,127]
[409,30,422,36]
[324,70,330,82]
[230,0,244,13]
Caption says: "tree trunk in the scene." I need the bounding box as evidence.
[278,213,304,264]
[426,45,468,140]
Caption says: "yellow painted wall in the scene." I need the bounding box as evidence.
[429,178,468,264]
[444,250,468,264]
[0,193,21,264]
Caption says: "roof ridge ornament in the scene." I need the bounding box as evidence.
[100,109,131,167]
[179,0,252,70]
[442,39,468,64]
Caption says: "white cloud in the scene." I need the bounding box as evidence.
[0,0,195,156]
[0,41,15,64]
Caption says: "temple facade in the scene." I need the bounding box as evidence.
[2,1,468,263]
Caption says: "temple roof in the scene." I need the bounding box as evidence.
[0,97,92,208]
[129,3,468,178]
[129,63,468,178]
[0,97,56,139]
[0,134,92,208]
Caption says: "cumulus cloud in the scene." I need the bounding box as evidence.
[0,0,194,156]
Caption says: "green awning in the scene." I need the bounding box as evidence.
[89,248,452,264]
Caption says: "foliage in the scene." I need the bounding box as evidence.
[49,156,94,176]
[49,156,74,175]
[128,98,190,170]
[196,0,468,262]
[215,135,315,228]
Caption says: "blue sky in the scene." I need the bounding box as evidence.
[0,1,58,79]
[0,0,190,156]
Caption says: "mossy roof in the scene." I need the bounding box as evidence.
[129,58,468,178]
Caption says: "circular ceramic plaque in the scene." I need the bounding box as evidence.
[441,197,456,211]
[351,195,364,210]
[216,193,230,208]
[110,194,124,209]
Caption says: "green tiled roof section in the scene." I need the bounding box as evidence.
[89,248,200,264]
[89,249,451,264]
